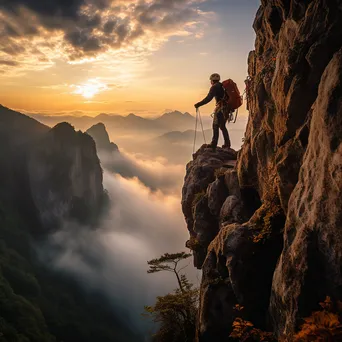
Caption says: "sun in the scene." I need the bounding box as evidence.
[72,79,108,99]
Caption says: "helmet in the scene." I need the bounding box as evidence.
[210,73,221,81]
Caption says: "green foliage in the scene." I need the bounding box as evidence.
[0,203,140,342]
[145,252,199,342]
[147,252,192,274]
[0,206,54,342]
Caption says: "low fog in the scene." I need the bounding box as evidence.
[37,117,246,339]
[40,171,200,338]
[100,150,185,194]
[109,118,248,165]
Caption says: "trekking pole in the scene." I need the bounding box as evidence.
[234,107,239,124]
[198,108,207,144]
[193,108,199,154]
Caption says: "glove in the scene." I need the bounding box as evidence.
[194,103,200,109]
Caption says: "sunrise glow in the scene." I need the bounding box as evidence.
[0,0,259,116]
[72,79,109,99]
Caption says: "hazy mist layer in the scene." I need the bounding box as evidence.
[36,113,246,338]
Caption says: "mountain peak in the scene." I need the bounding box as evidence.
[86,122,118,153]
[162,110,184,117]
[0,105,49,144]
[156,110,194,120]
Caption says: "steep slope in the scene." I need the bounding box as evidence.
[86,122,119,153]
[0,105,49,203]
[0,106,140,341]
[182,1,342,341]
[0,105,49,146]
[28,122,105,229]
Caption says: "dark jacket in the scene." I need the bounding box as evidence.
[196,82,225,107]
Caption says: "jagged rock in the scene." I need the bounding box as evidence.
[220,196,245,225]
[182,145,237,236]
[192,194,219,269]
[86,122,119,153]
[28,122,105,229]
[197,199,285,341]
[207,177,229,217]
[271,47,342,340]
[182,1,342,341]
[239,0,342,208]
[224,170,241,198]
[182,145,237,268]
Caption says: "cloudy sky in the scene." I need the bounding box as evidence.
[0,0,260,116]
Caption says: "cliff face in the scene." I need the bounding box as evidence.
[182,1,342,341]
[0,106,105,231]
[0,107,140,342]
[86,122,119,153]
[28,122,105,229]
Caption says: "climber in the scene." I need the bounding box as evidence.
[194,73,231,149]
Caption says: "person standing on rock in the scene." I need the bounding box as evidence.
[194,73,231,149]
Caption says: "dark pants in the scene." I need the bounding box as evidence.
[211,110,231,147]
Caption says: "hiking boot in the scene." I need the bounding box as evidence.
[206,143,217,150]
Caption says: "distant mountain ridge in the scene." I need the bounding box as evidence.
[30,110,195,132]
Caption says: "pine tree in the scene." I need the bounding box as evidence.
[144,252,199,342]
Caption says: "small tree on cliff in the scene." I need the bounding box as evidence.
[144,252,199,342]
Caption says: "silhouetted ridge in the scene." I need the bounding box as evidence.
[86,122,119,153]
[0,106,140,342]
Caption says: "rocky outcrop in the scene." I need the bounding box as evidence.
[0,108,141,342]
[86,122,119,153]
[183,146,284,341]
[182,1,342,341]
[0,107,106,231]
[182,146,237,268]
[270,46,342,338]
[28,122,105,229]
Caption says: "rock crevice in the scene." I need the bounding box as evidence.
[182,1,342,340]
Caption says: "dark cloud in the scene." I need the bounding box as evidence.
[1,42,26,55]
[2,0,84,19]
[65,30,102,53]
[116,23,129,41]
[103,20,117,34]
[129,25,144,40]
[134,0,199,30]
[3,24,20,37]
[0,59,20,66]
[0,0,204,61]
[82,14,102,29]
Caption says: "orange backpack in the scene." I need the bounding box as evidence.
[222,79,243,110]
